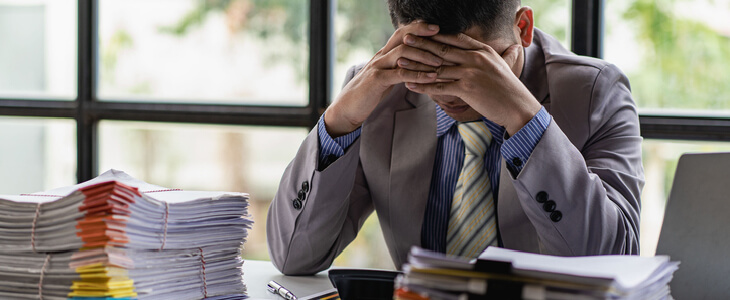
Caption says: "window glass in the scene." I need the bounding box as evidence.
[332,0,392,103]
[0,117,76,194]
[523,0,571,48]
[0,0,77,100]
[97,0,309,106]
[98,120,308,260]
[640,140,730,256]
[605,0,730,112]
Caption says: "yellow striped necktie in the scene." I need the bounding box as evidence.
[446,121,497,258]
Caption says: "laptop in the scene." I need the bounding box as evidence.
[655,152,730,299]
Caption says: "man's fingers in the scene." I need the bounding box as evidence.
[382,68,438,86]
[403,34,471,65]
[430,65,461,81]
[430,33,484,51]
[501,44,522,74]
[396,58,439,72]
[404,81,459,96]
[380,21,440,55]
[375,44,444,68]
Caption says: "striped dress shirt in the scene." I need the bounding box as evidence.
[317,104,552,253]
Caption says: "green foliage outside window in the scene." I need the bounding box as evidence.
[153,0,571,84]
[107,0,730,111]
[622,0,730,110]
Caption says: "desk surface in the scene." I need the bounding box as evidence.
[243,260,334,299]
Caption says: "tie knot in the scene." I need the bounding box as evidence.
[457,121,492,156]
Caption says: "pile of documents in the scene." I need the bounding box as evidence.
[395,247,679,300]
[0,170,253,300]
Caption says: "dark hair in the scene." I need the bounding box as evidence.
[387,0,520,40]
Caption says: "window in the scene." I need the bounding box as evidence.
[605,0,730,112]
[604,0,730,256]
[0,0,77,99]
[524,0,571,47]
[1,0,728,267]
[0,117,76,193]
[97,0,309,105]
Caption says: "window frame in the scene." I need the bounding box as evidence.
[571,0,730,142]
[0,0,728,183]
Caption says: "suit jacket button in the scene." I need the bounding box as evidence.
[536,191,548,203]
[301,181,310,193]
[512,157,523,167]
[298,189,307,201]
[292,199,302,210]
[543,200,556,212]
[550,211,563,222]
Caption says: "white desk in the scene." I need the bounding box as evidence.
[242,260,335,299]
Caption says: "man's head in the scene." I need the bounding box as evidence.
[387,0,522,43]
[387,0,533,122]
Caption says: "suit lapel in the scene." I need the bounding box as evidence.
[389,92,436,255]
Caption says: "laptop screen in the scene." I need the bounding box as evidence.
[655,152,730,299]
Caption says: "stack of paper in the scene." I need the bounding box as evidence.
[0,170,253,300]
[0,251,78,300]
[395,247,679,300]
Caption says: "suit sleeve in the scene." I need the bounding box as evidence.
[317,113,362,169]
[266,66,374,275]
[501,107,552,174]
[510,63,644,256]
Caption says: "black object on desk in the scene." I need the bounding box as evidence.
[328,269,401,300]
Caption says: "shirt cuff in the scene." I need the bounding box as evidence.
[317,112,362,167]
[501,107,552,174]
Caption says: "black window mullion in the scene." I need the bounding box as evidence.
[640,115,730,142]
[571,0,603,58]
[0,99,76,117]
[309,0,334,128]
[90,102,313,127]
[77,0,96,182]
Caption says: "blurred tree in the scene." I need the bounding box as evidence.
[157,0,391,80]
[159,0,572,83]
[159,0,730,110]
[158,0,392,62]
[334,0,393,63]
[159,0,309,79]
[623,0,730,109]
[101,30,133,84]
[524,0,570,45]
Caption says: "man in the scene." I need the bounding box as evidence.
[267,0,644,275]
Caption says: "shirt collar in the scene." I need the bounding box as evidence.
[435,104,456,137]
[435,103,505,145]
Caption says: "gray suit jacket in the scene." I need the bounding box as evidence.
[267,29,644,275]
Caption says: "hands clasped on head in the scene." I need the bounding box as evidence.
[326,20,541,138]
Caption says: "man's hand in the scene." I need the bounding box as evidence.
[324,22,443,137]
[402,33,542,136]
